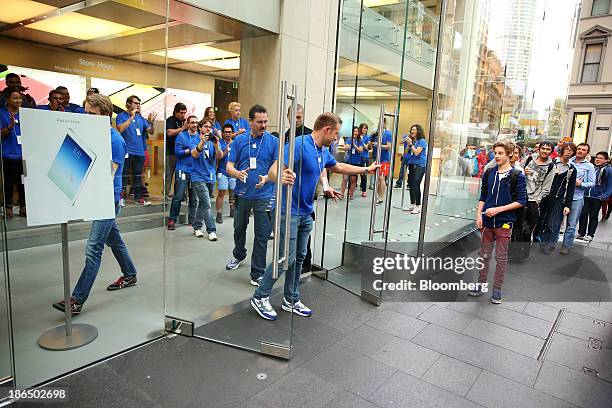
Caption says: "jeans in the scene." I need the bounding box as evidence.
[123,155,145,200]
[540,198,563,248]
[562,199,584,249]
[72,203,136,304]
[165,154,177,196]
[579,197,603,237]
[255,214,313,302]
[192,182,216,233]
[233,197,272,281]
[169,171,197,223]
[407,164,426,205]
[396,157,410,187]
[478,226,512,291]
[2,158,25,208]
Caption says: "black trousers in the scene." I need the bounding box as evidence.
[3,158,25,208]
[123,155,145,200]
[578,197,603,237]
[524,201,540,241]
[407,164,426,205]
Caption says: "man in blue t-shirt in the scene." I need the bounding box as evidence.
[53,94,138,315]
[116,95,156,206]
[225,104,278,286]
[190,119,223,240]
[369,124,392,205]
[36,89,64,112]
[56,86,85,114]
[215,123,237,224]
[167,115,199,230]
[223,101,250,138]
[251,112,379,321]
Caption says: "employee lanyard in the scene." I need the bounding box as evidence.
[233,118,241,131]
[312,135,323,174]
[248,133,265,161]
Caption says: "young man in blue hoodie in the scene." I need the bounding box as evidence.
[578,151,612,241]
[472,141,527,304]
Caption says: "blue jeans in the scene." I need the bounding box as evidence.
[562,198,584,249]
[192,182,216,233]
[233,197,272,281]
[540,198,563,248]
[254,214,313,302]
[396,156,410,186]
[72,203,136,304]
[169,171,197,223]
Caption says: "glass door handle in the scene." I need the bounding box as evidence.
[273,81,288,279]
[369,104,386,241]
[382,108,399,240]
[282,84,297,271]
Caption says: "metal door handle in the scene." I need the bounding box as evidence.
[369,104,386,241]
[382,108,399,240]
[273,82,288,279]
[283,84,297,271]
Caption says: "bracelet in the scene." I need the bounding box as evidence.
[196,145,203,152]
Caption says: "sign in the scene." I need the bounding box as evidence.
[571,112,591,145]
[20,109,115,226]
[596,126,609,131]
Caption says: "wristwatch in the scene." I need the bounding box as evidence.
[196,145,203,152]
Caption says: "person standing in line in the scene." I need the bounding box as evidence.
[404,124,428,214]
[369,121,392,205]
[52,94,138,315]
[190,119,222,241]
[578,151,612,241]
[116,95,155,206]
[561,142,596,254]
[165,103,188,200]
[602,155,612,221]
[250,112,379,320]
[521,141,555,242]
[358,123,370,197]
[167,115,200,230]
[224,102,250,138]
[225,105,278,286]
[538,143,576,254]
[204,106,222,138]
[55,86,85,113]
[346,126,365,200]
[36,89,64,111]
[1,87,26,217]
[216,123,237,223]
[472,141,527,304]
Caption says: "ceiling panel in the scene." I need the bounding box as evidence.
[36,0,82,7]
[2,26,78,46]
[76,2,166,29]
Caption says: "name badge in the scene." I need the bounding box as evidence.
[136,128,141,136]
[180,171,186,181]
[14,119,18,124]
[210,172,214,181]
[252,143,257,149]
[352,148,356,155]
[318,157,322,163]
[249,157,257,169]
[16,135,22,145]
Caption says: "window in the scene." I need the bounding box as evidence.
[581,43,603,82]
[592,0,611,16]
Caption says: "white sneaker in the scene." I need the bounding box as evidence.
[251,296,277,320]
[411,206,421,214]
[194,229,204,238]
[404,204,415,212]
[119,198,126,207]
[208,232,218,241]
[585,235,593,242]
[281,298,312,317]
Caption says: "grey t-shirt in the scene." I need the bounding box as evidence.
[522,156,554,203]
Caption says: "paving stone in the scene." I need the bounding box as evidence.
[521,302,561,322]
[371,337,441,377]
[462,318,545,358]
[417,304,474,332]
[366,308,428,340]
[336,324,395,357]
[421,355,481,397]
[322,391,379,408]
[545,333,612,380]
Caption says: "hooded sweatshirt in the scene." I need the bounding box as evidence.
[585,164,612,201]
[479,165,527,228]
[523,156,554,203]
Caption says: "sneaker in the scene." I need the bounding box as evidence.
[349,195,354,201]
[107,275,137,291]
[250,277,263,286]
[393,184,402,189]
[208,232,218,241]
[376,200,384,206]
[560,247,570,255]
[361,192,367,197]
[411,205,421,214]
[251,297,277,320]
[119,198,126,207]
[229,208,235,218]
[226,258,243,270]
[138,198,152,206]
[269,231,274,239]
[167,220,175,230]
[52,297,83,315]
[576,234,585,240]
[404,204,415,212]
[490,290,502,304]
[281,298,312,317]
[539,246,553,255]
[585,235,593,242]
[468,285,485,297]
[194,229,204,238]
[216,213,223,224]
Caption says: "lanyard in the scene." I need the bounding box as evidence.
[311,135,323,175]
[248,133,265,161]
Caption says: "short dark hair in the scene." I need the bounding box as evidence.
[186,115,198,123]
[126,95,141,105]
[5,73,19,82]
[48,89,62,99]
[563,142,577,155]
[4,86,22,98]
[173,102,187,114]
[314,112,341,131]
[249,104,267,120]
[539,141,554,150]
[223,123,234,132]
[197,118,212,129]
[55,86,68,92]
[595,151,609,161]
[577,142,590,152]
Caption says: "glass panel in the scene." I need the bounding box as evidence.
[0,1,167,387]
[584,43,603,64]
[0,215,12,389]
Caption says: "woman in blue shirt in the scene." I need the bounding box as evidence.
[204,106,222,138]
[405,124,428,214]
[358,123,370,197]
[0,87,25,217]
[347,126,365,200]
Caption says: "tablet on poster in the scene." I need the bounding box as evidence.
[20,108,115,226]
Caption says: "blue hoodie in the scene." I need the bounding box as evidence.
[585,164,612,201]
[479,165,527,228]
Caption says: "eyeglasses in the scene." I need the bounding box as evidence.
[87,88,99,94]
[223,130,233,133]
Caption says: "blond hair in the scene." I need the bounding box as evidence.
[85,94,113,116]
[228,102,241,112]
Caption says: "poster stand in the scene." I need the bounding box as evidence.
[37,223,98,351]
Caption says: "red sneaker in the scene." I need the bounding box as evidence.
[167,220,175,230]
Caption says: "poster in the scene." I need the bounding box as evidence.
[571,112,591,145]
[20,108,115,226]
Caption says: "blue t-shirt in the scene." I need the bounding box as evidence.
[279,134,337,215]
[175,130,198,173]
[407,138,428,167]
[378,130,393,163]
[347,137,364,165]
[362,135,371,160]
[64,103,85,114]
[116,112,150,156]
[224,117,250,138]
[36,105,55,111]
[218,138,232,176]
[189,139,217,183]
[111,128,127,202]
[212,121,222,134]
[0,108,21,160]
[228,132,278,200]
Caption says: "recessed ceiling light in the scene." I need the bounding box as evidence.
[153,44,238,62]
[336,86,391,97]
[28,12,135,40]
[196,57,240,70]
[363,0,400,7]
[0,0,57,24]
